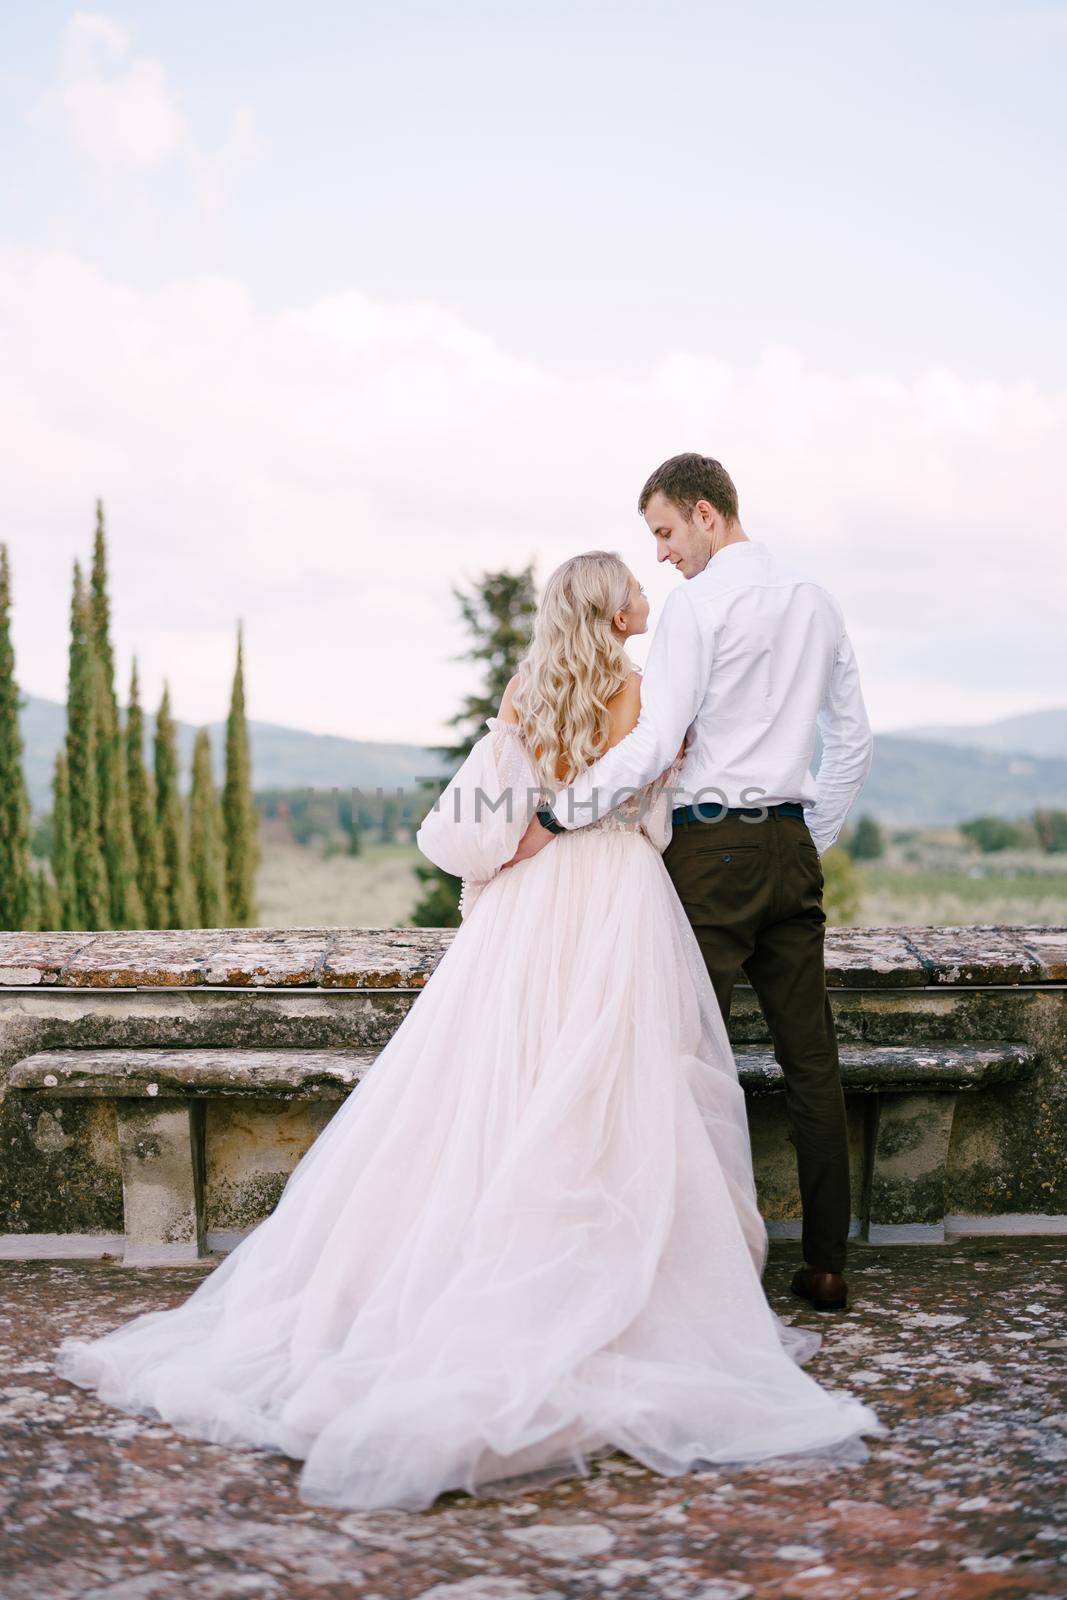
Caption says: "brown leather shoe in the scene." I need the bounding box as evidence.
[791,1264,849,1312]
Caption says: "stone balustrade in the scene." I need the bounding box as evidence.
[0,926,1064,1264]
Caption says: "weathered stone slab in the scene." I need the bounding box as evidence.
[1020,926,1067,982]
[0,933,94,986]
[8,1238,1067,1597]
[0,927,1060,990]
[823,928,926,987]
[0,926,1062,1247]
[115,1100,206,1266]
[11,1048,376,1099]
[200,930,333,986]
[0,1097,122,1236]
[902,926,1045,986]
[61,932,227,987]
[737,1042,1036,1094]
[16,1041,1034,1103]
[320,929,454,988]
[205,1099,337,1233]
[866,1091,959,1241]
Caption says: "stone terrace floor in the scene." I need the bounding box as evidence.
[1,1239,1065,1600]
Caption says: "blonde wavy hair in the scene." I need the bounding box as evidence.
[511,551,634,788]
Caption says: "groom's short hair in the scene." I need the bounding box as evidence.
[638,453,739,524]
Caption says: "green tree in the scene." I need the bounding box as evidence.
[126,659,167,925]
[822,845,862,925]
[155,683,195,928]
[188,727,229,926]
[0,545,33,929]
[65,563,109,928]
[337,791,362,857]
[28,863,61,932]
[438,566,539,763]
[847,813,885,861]
[380,795,401,843]
[49,751,77,929]
[960,815,1024,853]
[1033,808,1067,854]
[222,623,259,926]
[410,564,538,928]
[89,502,144,927]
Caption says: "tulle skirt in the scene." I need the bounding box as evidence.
[55,823,886,1509]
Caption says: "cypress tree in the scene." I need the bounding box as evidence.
[50,751,77,929]
[0,545,33,929]
[222,624,259,926]
[29,863,61,932]
[66,563,109,928]
[89,502,144,926]
[188,727,229,926]
[154,682,194,928]
[125,659,166,926]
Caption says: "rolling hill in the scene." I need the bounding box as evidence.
[851,733,1067,827]
[18,694,1067,827]
[17,695,450,813]
[890,707,1067,761]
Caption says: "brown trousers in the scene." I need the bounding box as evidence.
[663,809,850,1275]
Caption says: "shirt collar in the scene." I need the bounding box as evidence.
[709,539,762,564]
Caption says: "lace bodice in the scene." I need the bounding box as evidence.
[420,716,684,920]
[485,716,684,843]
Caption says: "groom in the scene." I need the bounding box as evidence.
[507,453,874,1313]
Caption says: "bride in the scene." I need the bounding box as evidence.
[55,549,885,1511]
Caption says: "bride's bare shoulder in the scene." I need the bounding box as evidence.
[606,670,642,745]
[497,674,521,725]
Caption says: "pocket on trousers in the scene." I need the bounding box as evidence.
[688,840,762,863]
[794,839,825,891]
[667,834,767,919]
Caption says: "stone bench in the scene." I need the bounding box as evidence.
[5,1040,1038,1263]
[0,927,1063,1262]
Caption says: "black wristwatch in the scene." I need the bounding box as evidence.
[536,807,566,835]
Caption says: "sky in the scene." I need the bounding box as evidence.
[1,1,1065,745]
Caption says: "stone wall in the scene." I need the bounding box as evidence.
[0,926,1064,1255]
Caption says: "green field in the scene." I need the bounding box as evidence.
[854,863,1066,927]
[845,827,1066,927]
[255,826,425,928]
[255,821,1067,929]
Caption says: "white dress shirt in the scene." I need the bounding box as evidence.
[549,539,873,854]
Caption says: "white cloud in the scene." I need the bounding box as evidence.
[191,104,262,220]
[0,244,1064,745]
[45,11,189,170]
[37,12,258,208]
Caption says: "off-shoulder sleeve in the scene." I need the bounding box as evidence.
[415,717,541,897]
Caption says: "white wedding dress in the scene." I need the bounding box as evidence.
[55,716,886,1510]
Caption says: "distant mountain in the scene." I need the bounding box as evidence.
[19,693,1066,827]
[18,694,450,813]
[890,708,1067,761]
[850,733,1067,827]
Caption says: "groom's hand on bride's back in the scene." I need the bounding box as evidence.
[502,814,557,868]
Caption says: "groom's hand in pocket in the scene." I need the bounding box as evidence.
[502,815,557,869]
